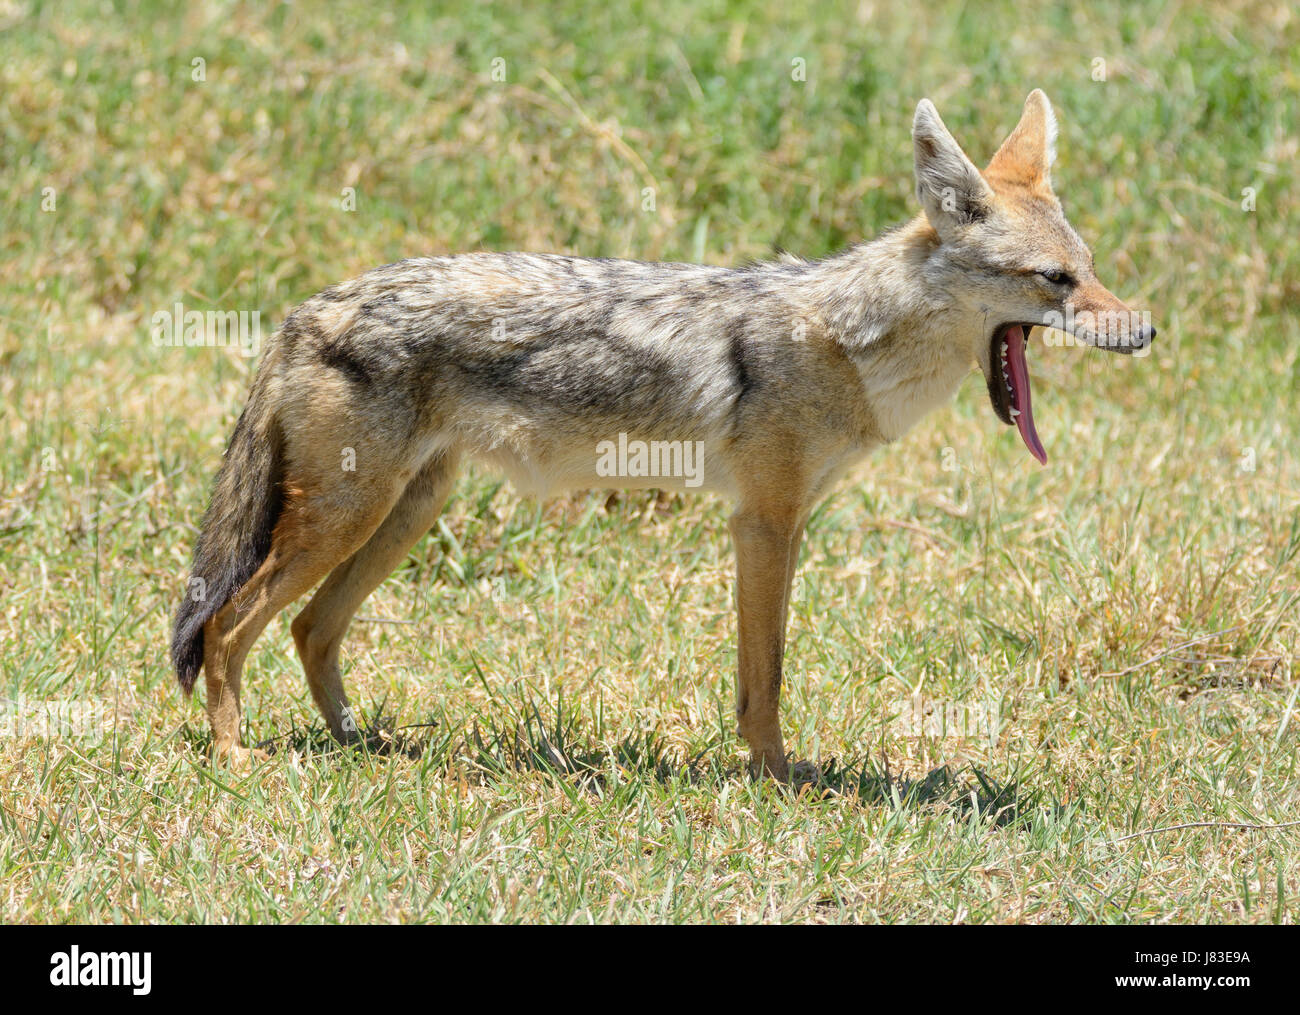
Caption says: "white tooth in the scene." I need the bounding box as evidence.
[1000,341,1008,355]
[1010,408,1021,417]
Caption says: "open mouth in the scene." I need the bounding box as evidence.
[986,323,1047,466]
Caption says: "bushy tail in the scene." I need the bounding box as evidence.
[172,376,285,694]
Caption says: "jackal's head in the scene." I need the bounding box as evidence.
[911,89,1155,465]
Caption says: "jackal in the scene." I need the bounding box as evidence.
[172,90,1154,780]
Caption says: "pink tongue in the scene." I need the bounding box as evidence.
[1005,326,1047,466]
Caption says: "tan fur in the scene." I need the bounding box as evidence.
[174,91,1153,781]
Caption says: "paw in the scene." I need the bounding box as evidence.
[213,743,270,772]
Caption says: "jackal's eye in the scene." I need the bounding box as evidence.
[1037,268,1071,286]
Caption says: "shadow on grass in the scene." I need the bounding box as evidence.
[455,706,1057,830]
[462,702,698,789]
[182,701,1056,828]
[808,756,1054,829]
[254,712,432,761]
[180,701,437,762]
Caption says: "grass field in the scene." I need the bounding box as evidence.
[1,0,1297,923]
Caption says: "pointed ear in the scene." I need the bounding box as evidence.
[912,98,994,235]
[987,89,1058,186]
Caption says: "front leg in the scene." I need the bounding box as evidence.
[729,504,805,781]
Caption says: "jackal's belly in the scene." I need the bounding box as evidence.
[469,428,739,500]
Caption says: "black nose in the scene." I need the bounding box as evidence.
[1136,323,1156,350]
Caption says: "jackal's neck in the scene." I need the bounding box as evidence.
[799,215,949,351]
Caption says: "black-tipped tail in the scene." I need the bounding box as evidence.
[172,392,284,694]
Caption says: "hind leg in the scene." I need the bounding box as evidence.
[202,468,408,766]
[290,452,459,743]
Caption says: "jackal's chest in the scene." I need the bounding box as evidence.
[856,352,971,443]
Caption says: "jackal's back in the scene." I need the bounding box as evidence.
[284,253,827,434]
